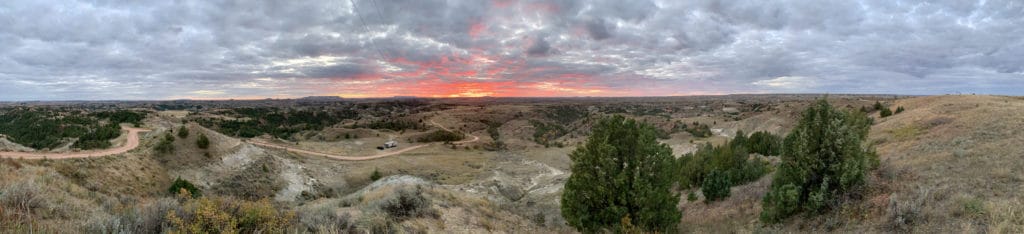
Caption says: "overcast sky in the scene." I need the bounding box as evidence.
[1,0,1022,100]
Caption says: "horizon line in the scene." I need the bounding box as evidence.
[0,92,945,102]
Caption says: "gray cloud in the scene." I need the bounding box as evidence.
[0,0,1022,100]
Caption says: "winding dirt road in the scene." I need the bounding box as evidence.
[0,118,478,161]
[0,127,151,160]
[249,119,479,161]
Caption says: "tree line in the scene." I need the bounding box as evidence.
[0,108,146,150]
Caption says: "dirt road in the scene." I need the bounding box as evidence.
[0,127,151,160]
[247,139,433,161]
[249,119,480,161]
[429,119,480,144]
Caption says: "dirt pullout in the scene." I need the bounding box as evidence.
[0,127,150,159]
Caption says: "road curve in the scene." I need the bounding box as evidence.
[429,119,480,144]
[247,139,433,161]
[248,119,480,161]
[0,127,151,160]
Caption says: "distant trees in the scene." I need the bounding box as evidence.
[416,130,464,143]
[0,108,145,150]
[367,118,423,131]
[561,115,680,233]
[197,107,358,139]
[178,126,190,138]
[196,134,210,149]
[74,123,122,150]
[760,99,878,223]
[530,120,567,147]
[677,131,773,196]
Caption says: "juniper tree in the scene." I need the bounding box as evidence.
[561,115,680,233]
[760,98,876,223]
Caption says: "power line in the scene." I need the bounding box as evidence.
[349,0,389,64]
[369,0,386,21]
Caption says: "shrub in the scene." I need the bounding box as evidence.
[370,168,382,181]
[376,186,435,221]
[880,107,893,117]
[701,170,731,202]
[895,106,905,114]
[168,177,201,198]
[196,134,210,149]
[237,199,294,233]
[677,132,772,191]
[685,122,712,138]
[177,126,190,138]
[165,196,296,233]
[561,115,680,233]
[760,98,873,223]
[0,179,47,218]
[154,133,175,154]
[745,131,783,156]
[297,205,355,233]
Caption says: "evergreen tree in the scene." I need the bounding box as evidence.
[701,169,731,202]
[561,115,680,233]
[880,107,893,117]
[760,99,875,223]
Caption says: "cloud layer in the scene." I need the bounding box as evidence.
[1,0,1022,100]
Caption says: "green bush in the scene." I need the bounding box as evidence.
[196,134,210,149]
[178,125,190,138]
[685,122,712,138]
[370,168,382,181]
[168,177,201,198]
[531,120,567,146]
[745,131,783,156]
[895,106,905,114]
[154,133,175,154]
[701,170,731,202]
[760,99,874,223]
[561,115,680,233]
[677,131,772,191]
[880,107,893,117]
[377,187,435,221]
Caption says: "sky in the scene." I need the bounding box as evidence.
[1,0,1023,100]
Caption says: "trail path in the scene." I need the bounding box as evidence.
[248,118,479,161]
[0,127,151,159]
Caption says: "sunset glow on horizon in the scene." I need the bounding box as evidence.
[2,0,1023,100]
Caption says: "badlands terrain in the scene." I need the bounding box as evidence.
[0,94,1022,233]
